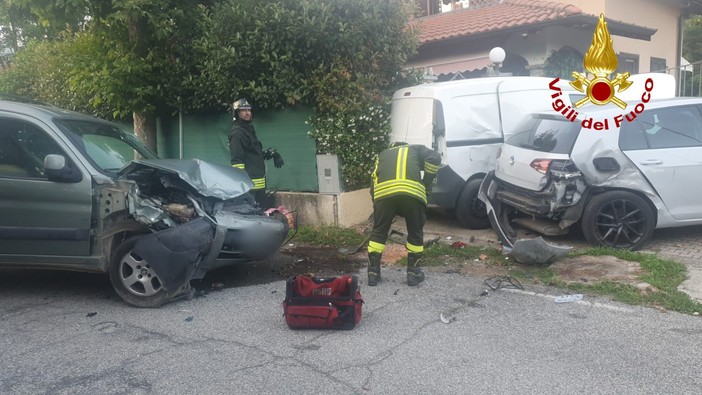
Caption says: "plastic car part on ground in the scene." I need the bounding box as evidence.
[478,173,572,265]
[502,237,572,265]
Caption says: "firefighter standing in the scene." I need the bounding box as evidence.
[228,98,284,208]
[367,142,441,286]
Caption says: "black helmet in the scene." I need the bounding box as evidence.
[232,98,252,114]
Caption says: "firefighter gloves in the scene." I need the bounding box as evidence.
[273,152,284,168]
[264,148,285,168]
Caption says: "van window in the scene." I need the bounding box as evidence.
[506,117,581,154]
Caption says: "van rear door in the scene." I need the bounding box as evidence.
[390,95,441,152]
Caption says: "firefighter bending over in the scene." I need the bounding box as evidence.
[367,142,441,286]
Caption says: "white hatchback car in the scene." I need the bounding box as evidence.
[480,97,702,250]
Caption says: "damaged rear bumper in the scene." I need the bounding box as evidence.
[478,172,572,264]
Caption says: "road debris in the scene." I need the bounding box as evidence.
[440,313,457,324]
[484,276,523,291]
[86,312,97,318]
[554,294,583,303]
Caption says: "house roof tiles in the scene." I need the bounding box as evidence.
[418,0,583,43]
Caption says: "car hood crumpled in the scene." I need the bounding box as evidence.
[118,159,253,200]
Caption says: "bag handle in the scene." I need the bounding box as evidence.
[286,274,360,298]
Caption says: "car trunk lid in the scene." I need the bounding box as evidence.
[495,116,581,191]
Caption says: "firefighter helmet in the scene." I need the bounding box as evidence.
[232,98,252,113]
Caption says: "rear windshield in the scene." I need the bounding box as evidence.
[506,117,581,154]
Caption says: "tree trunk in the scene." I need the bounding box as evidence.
[127,9,156,153]
[133,111,158,153]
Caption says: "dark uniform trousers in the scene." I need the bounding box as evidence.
[370,195,426,250]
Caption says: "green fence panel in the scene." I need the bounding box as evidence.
[157,108,318,192]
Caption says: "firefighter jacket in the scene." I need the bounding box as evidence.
[371,143,441,205]
[228,119,266,190]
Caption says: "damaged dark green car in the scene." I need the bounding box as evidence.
[0,99,290,307]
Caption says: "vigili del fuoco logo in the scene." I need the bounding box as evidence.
[548,14,654,130]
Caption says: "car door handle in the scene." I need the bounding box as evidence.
[639,159,663,165]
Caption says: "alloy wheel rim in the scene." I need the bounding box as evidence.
[119,251,163,297]
[594,199,647,248]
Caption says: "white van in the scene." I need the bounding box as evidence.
[389,74,675,229]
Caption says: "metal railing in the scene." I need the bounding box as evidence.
[655,59,702,97]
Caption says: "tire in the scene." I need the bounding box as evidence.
[109,236,171,308]
[455,178,491,229]
[581,191,655,250]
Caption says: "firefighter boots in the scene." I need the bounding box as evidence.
[367,252,382,286]
[407,252,425,286]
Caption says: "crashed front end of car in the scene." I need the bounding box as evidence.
[111,159,290,292]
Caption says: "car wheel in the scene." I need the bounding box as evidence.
[455,178,490,229]
[581,191,655,250]
[109,236,170,308]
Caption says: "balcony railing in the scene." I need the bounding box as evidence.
[655,60,702,97]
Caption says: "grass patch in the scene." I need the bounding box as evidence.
[508,267,563,287]
[290,225,366,247]
[559,247,700,314]
[421,243,505,266]
[570,247,688,292]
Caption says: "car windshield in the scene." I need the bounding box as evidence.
[506,117,581,154]
[55,119,158,174]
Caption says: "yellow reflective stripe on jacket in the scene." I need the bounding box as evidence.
[374,179,427,203]
[368,240,385,254]
[251,177,266,190]
[406,242,424,253]
[372,157,379,185]
[232,163,245,170]
[424,161,439,174]
[396,146,409,179]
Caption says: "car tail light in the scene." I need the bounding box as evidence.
[530,159,552,174]
[531,159,577,174]
[496,146,502,159]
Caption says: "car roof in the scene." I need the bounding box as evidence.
[533,97,702,118]
[0,98,108,124]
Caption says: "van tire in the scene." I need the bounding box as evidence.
[455,178,490,229]
[581,191,655,250]
[109,236,171,308]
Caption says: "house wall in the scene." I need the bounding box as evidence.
[410,0,682,78]
[565,0,680,72]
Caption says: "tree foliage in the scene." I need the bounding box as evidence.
[192,0,420,189]
[683,15,702,64]
[1,1,219,150]
[542,47,584,80]
[1,0,420,189]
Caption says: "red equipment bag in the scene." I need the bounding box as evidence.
[283,274,363,330]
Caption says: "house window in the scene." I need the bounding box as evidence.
[650,57,667,73]
[618,53,639,75]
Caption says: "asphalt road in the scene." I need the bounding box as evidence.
[2,265,702,394]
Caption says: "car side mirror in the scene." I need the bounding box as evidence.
[44,154,82,183]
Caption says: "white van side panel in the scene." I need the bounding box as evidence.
[445,145,499,183]
[443,92,502,142]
